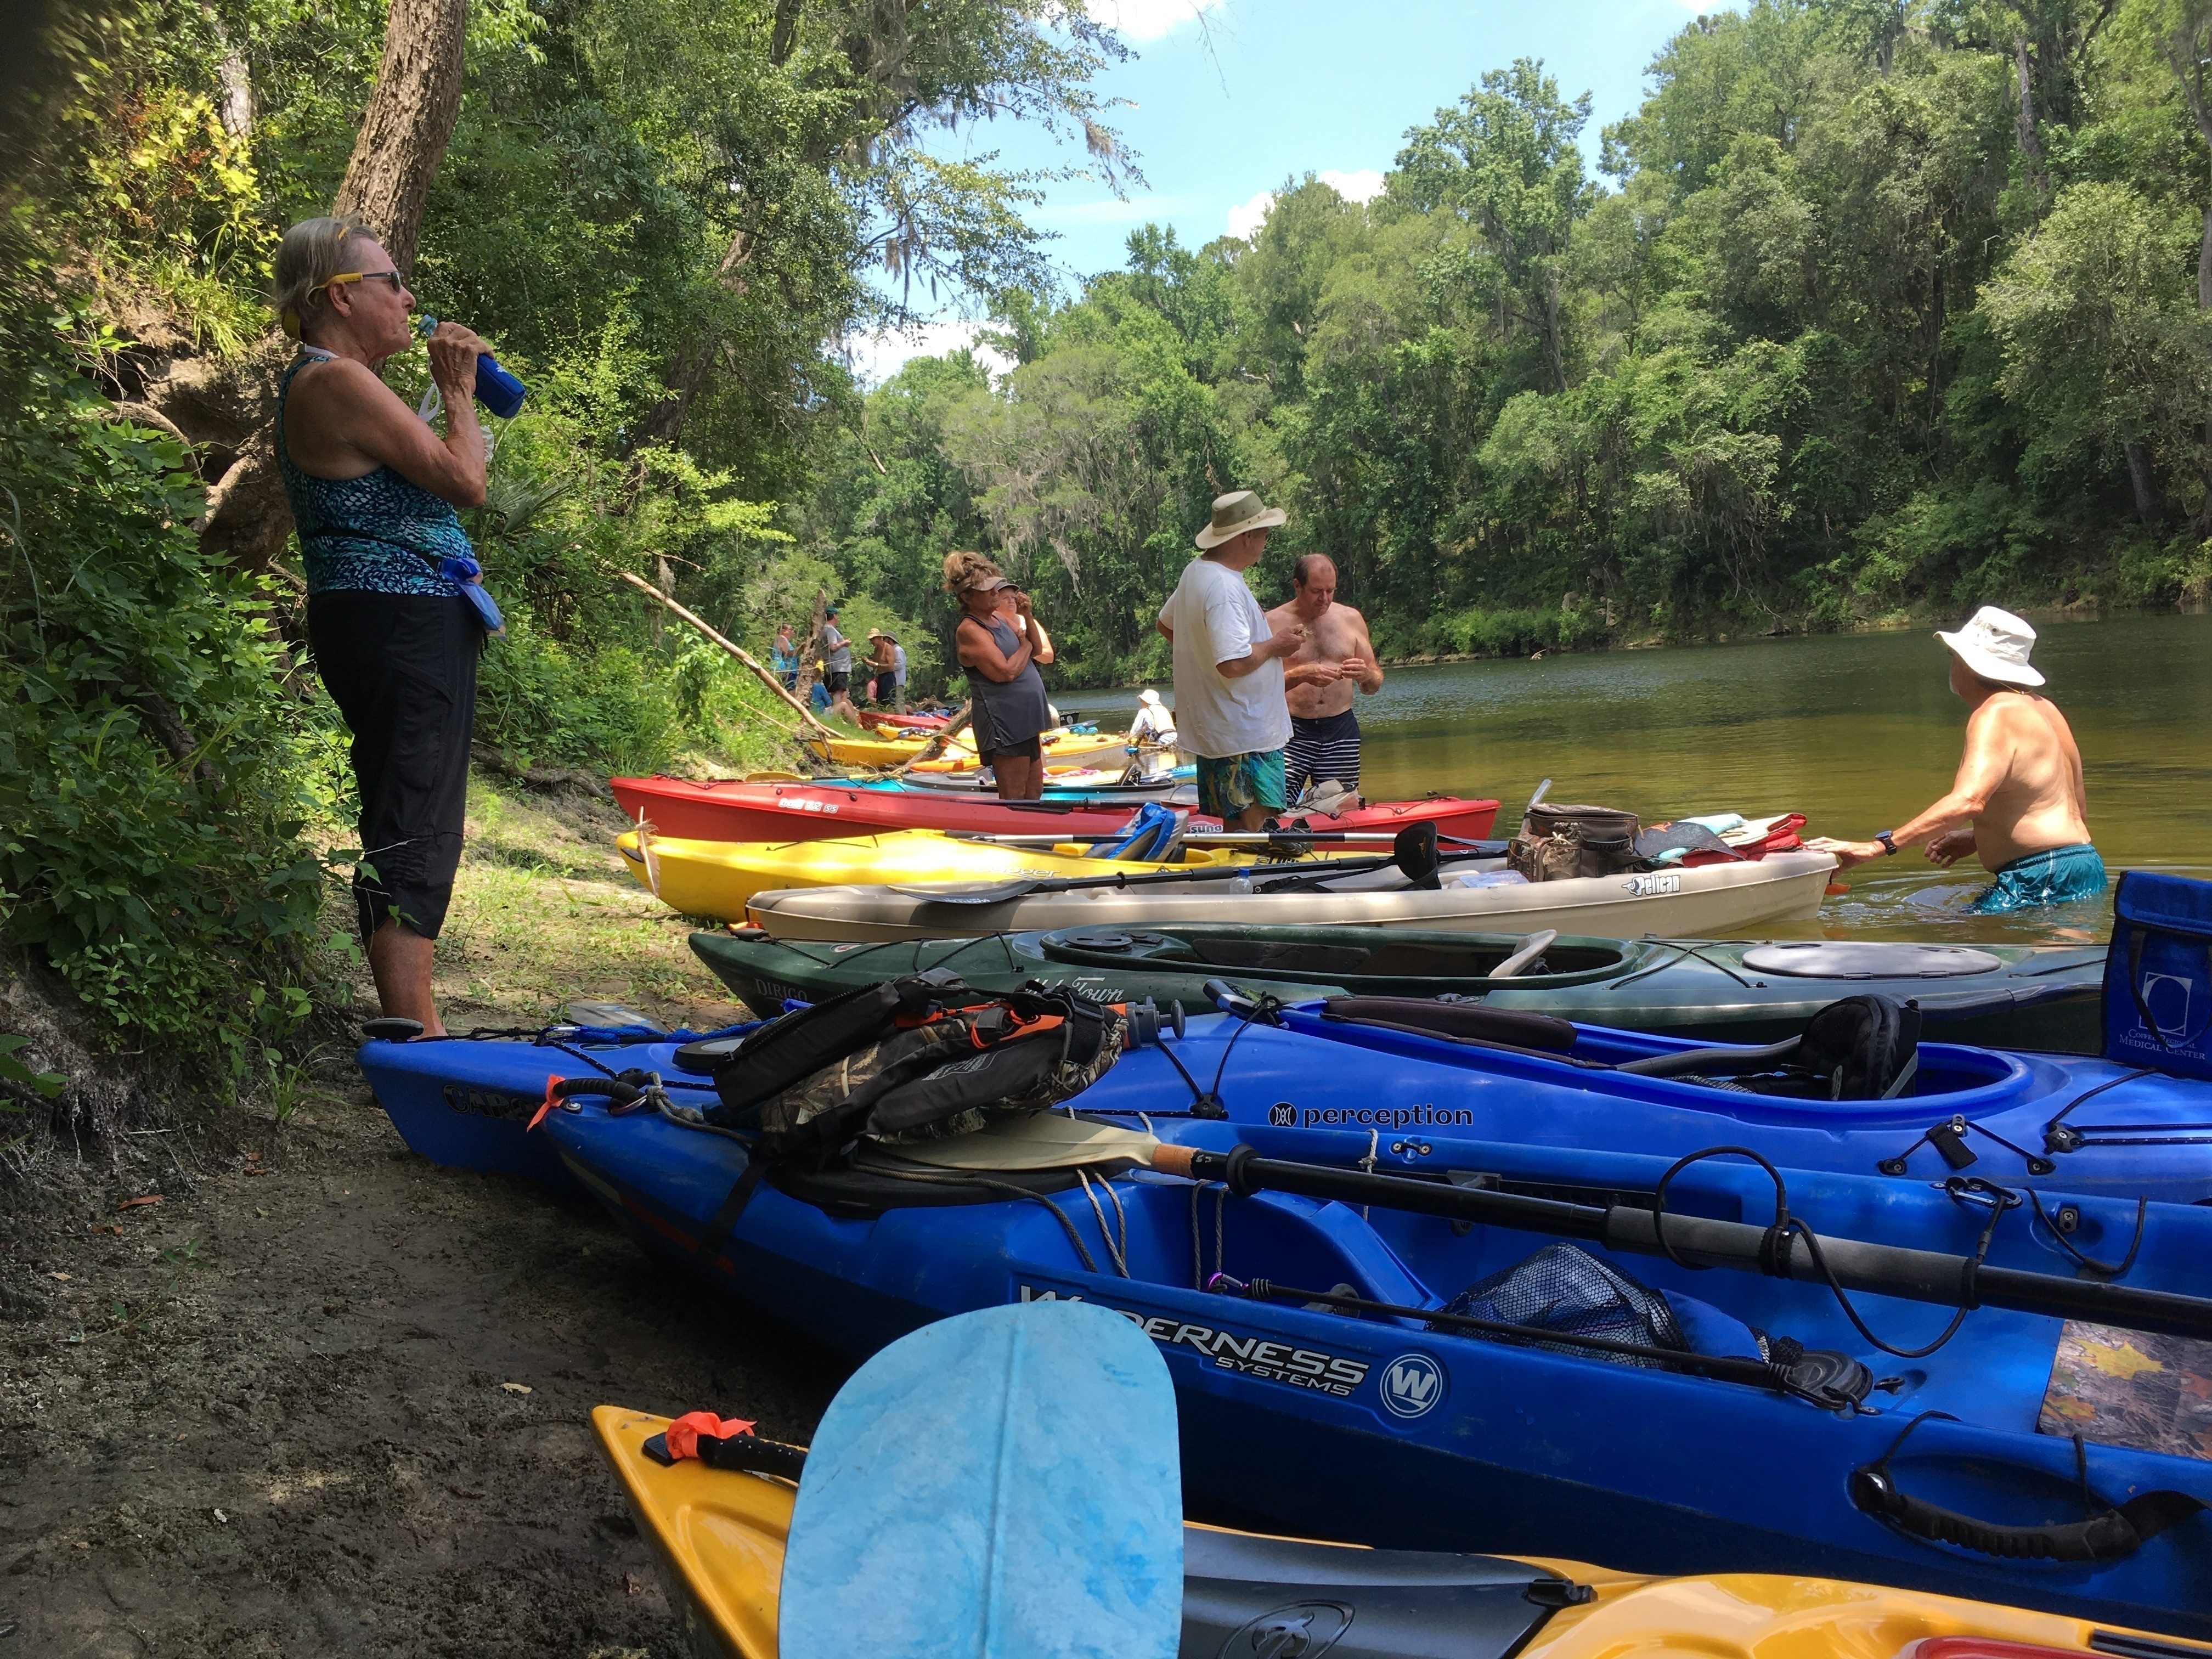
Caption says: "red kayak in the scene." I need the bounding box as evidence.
[608,776,1500,845]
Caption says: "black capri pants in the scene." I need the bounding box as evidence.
[308,592,478,941]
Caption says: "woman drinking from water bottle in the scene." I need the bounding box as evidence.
[945,551,1053,799]
[272,214,493,1037]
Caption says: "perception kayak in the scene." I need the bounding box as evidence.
[608,774,1501,847]
[741,848,1840,942]
[596,1400,2212,1659]
[685,926,2108,1051]
[522,1078,2212,1634]
[615,827,1376,921]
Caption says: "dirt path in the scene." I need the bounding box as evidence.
[2,781,843,1657]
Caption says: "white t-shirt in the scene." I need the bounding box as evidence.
[1157,556,1289,758]
[891,644,907,684]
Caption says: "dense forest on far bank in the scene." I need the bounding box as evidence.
[8,0,2212,1091]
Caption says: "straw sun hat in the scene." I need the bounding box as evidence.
[1194,489,1287,550]
[1936,605,2045,688]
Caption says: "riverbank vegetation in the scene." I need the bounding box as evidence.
[9,0,2212,1092]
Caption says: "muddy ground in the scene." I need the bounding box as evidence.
[2,780,845,1657]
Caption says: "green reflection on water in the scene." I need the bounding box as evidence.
[1066,611,2212,944]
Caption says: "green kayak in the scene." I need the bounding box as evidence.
[689,924,2107,1051]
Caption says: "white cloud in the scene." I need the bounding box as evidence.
[1091,0,1226,43]
[1318,167,1386,204]
[1226,189,1274,239]
[1226,169,1387,239]
[839,319,1014,389]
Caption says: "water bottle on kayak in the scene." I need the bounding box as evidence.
[415,314,527,418]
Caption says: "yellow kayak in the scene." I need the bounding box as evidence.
[800,727,1135,771]
[594,1404,2175,1659]
[616,825,1257,921]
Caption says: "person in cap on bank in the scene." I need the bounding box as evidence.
[1156,489,1340,829]
[1807,605,2104,913]
[945,550,1054,799]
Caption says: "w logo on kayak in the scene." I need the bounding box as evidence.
[1267,1101,1296,1127]
[1379,1352,1444,1419]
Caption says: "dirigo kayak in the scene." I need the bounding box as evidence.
[686,925,2107,1051]
[616,827,1350,921]
[741,849,1841,943]
[594,1400,2200,1659]
[609,774,1500,846]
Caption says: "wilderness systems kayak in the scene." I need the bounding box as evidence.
[687,927,2107,1052]
[608,774,1501,847]
[741,848,1841,943]
[535,1090,2212,1635]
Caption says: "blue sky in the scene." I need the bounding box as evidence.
[850,0,1723,379]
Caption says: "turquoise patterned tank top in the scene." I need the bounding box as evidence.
[276,353,475,596]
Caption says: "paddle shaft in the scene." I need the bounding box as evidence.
[905,841,1492,905]
[949,832,1510,850]
[1150,1145,2212,1342]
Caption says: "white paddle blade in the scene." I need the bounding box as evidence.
[778,1301,1181,1659]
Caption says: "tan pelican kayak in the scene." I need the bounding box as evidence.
[743,849,1840,942]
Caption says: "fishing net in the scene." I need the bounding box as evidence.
[1438,1243,1686,1368]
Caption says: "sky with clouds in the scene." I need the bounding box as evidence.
[846,0,1724,383]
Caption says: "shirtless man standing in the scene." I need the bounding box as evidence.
[1266,555,1384,799]
[1808,606,2106,914]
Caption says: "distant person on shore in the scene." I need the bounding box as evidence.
[1808,606,2105,913]
[769,622,799,689]
[273,214,494,1038]
[817,607,853,702]
[1125,688,1178,781]
[1266,554,1383,799]
[1156,489,1317,830]
[946,551,1055,799]
[865,628,907,712]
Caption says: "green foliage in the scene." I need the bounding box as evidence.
[0,324,332,1075]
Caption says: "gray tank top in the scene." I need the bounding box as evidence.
[967,614,1051,754]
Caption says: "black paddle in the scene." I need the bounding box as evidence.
[890,822,1489,907]
[1147,1142,2212,1342]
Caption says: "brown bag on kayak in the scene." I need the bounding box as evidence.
[1509,803,1648,882]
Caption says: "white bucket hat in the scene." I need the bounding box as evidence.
[1936,605,2045,688]
[1138,689,1161,706]
[1194,489,1286,550]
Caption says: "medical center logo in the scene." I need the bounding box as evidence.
[1378,1351,1444,1419]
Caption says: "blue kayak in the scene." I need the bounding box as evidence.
[356,1023,2212,1637]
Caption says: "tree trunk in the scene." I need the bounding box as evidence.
[2124,441,2166,526]
[332,0,467,277]
[197,0,469,569]
[2013,37,2048,202]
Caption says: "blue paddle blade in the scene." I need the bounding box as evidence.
[777,1301,1182,1659]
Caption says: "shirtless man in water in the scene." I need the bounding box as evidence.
[1809,606,2106,914]
[1265,555,1384,798]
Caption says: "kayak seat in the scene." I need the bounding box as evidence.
[1182,1528,1565,1659]
[770,1153,1103,1221]
[1622,994,1923,1101]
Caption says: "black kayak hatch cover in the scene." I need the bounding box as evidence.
[1739,941,2006,980]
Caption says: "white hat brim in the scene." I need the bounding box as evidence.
[1936,629,2044,688]
[1194,506,1288,550]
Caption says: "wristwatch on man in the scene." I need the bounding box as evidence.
[1874,831,1899,856]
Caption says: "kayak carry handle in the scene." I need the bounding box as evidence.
[363,1017,425,1041]
[1850,1413,2207,1562]
[549,1075,645,1108]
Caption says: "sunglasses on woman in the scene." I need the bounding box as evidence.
[325,270,404,296]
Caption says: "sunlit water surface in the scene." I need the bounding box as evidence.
[1062,611,2212,944]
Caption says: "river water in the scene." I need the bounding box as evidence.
[1064,611,2212,945]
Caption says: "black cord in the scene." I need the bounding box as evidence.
[2042,1068,2154,1153]
[2023,1189,2148,1279]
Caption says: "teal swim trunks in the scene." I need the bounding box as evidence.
[1195,749,1285,821]
[1968,843,2108,914]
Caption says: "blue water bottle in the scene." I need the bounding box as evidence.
[416,314,527,418]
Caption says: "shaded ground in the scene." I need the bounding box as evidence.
[2,777,836,1657]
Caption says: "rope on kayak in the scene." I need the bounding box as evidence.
[857,1163,1099,1274]
[2021,1187,2147,1279]
[1604,941,1756,992]
[1875,1114,2056,1179]
[2040,1067,2172,1154]
[1074,1166,1131,1277]
[1188,1181,1229,1291]
[1650,1146,2017,1361]
[1359,1128,1378,1222]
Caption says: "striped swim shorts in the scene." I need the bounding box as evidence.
[1284,707,1362,797]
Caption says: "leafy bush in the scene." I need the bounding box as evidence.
[0,326,334,1079]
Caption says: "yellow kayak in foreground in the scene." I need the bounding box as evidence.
[800,726,1135,771]
[616,825,1262,920]
[594,1404,2176,1659]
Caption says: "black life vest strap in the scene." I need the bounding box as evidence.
[694,1160,767,1265]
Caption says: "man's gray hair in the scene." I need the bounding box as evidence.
[273,215,378,341]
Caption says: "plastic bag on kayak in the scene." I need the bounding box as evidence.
[1438,1244,1770,1367]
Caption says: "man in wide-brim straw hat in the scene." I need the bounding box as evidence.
[1809,605,2105,913]
[1155,489,1352,828]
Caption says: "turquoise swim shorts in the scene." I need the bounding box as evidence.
[1968,842,2108,915]
[1195,749,1286,821]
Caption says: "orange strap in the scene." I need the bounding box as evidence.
[526,1074,560,1132]
[664,1411,758,1461]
